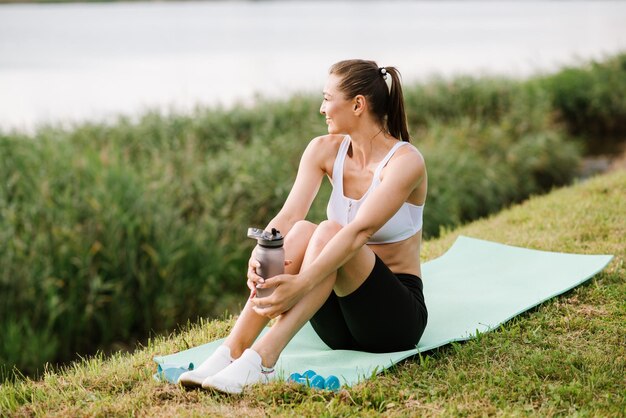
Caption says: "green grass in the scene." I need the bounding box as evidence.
[2,169,624,417]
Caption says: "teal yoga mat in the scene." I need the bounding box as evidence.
[154,236,613,386]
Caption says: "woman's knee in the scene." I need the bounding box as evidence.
[309,220,342,249]
[280,221,318,274]
[318,220,343,234]
[285,220,317,245]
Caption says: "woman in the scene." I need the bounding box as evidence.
[179,59,428,394]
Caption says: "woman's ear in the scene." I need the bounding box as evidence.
[353,95,366,115]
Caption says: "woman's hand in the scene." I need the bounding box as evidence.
[246,250,264,299]
[247,252,293,299]
[251,273,307,318]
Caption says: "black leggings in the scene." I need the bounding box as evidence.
[309,254,428,353]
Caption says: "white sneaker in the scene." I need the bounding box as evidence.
[177,345,233,387]
[201,348,276,394]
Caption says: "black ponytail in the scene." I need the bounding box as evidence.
[384,67,410,142]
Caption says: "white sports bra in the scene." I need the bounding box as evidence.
[326,136,424,244]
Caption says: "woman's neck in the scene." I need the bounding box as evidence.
[347,125,392,167]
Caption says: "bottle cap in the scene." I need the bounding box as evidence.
[247,227,284,247]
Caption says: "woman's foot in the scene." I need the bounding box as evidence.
[177,345,234,387]
[201,348,276,394]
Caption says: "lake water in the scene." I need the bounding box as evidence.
[1,0,625,133]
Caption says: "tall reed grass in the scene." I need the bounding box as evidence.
[539,53,626,151]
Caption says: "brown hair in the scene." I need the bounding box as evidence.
[329,59,410,142]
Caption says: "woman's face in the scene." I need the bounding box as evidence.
[320,74,355,134]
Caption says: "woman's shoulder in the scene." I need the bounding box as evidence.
[302,134,345,176]
[394,141,425,167]
[309,134,345,148]
[305,134,346,157]
[381,141,426,180]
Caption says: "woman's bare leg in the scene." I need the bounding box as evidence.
[222,220,318,358]
[251,220,376,367]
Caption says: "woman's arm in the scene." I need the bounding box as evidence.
[246,136,335,295]
[254,147,426,316]
[262,136,331,236]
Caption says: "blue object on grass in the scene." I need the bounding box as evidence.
[290,370,341,391]
[310,375,325,389]
[154,362,194,383]
[325,375,340,391]
[288,372,302,382]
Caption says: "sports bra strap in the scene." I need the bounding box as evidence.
[373,141,409,179]
[332,136,351,191]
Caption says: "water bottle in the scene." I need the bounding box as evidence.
[247,227,285,298]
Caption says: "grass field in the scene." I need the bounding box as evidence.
[1,169,623,417]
